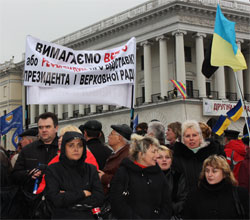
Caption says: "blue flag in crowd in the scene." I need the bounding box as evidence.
[0,106,23,148]
[133,114,139,132]
[12,126,23,149]
[1,106,23,135]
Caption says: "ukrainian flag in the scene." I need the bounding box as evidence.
[212,115,231,136]
[226,100,243,122]
[211,5,247,72]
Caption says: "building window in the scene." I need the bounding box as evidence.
[142,86,145,103]
[141,55,144,70]
[206,82,211,97]
[186,80,193,97]
[184,46,192,62]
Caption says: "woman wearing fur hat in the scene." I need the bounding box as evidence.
[183,155,249,219]
[110,134,172,219]
[172,120,225,194]
[45,131,104,219]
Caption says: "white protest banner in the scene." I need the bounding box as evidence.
[24,36,136,108]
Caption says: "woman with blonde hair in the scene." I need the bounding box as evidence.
[172,120,225,194]
[156,145,187,219]
[183,155,249,219]
[110,134,172,219]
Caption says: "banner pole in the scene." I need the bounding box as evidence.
[130,85,135,130]
[25,86,29,129]
[233,71,250,145]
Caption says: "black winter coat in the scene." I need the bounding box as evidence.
[183,179,249,219]
[164,169,188,217]
[12,137,58,192]
[110,158,172,219]
[45,132,104,219]
[86,138,112,170]
[172,141,225,193]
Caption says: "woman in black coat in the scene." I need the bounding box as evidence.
[183,155,249,219]
[172,120,225,193]
[156,145,187,219]
[110,134,172,219]
[45,131,104,219]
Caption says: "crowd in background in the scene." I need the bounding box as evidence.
[0,112,249,219]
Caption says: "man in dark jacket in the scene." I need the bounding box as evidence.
[11,112,59,218]
[98,124,132,194]
[79,120,112,170]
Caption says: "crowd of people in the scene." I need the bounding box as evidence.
[0,111,249,219]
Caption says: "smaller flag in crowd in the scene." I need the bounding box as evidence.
[212,115,231,136]
[170,80,187,100]
[226,100,243,122]
[0,106,23,149]
[133,114,139,132]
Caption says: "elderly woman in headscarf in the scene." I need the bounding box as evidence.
[172,120,224,194]
[45,131,104,219]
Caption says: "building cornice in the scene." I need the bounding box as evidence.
[52,0,249,49]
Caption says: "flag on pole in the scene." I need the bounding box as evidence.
[201,41,219,78]
[0,106,23,148]
[133,114,138,132]
[212,115,231,136]
[211,4,247,72]
[1,106,23,135]
[170,80,187,100]
[226,100,243,122]
[12,126,23,149]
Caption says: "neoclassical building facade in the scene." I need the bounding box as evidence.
[1,0,250,149]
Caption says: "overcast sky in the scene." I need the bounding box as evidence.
[0,0,148,64]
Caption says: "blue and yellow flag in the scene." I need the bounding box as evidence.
[212,115,231,136]
[211,5,247,72]
[226,100,243,122]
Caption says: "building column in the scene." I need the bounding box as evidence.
[236,40,244,99]
[156,35,169,98]
[228,68,236,93]
[194,33,207,98]
[39,105,45,115]
[141,41,152,103]
[58,104,63,119]
[30,105,36,124]
[48,104,54,113]
[68,104,73,118]
[103,105,109,112]
[79,104,85,115]
[215,67,226,99]
[90,105,96,114]
[172,30,187,83]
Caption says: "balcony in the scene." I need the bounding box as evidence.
[244,94,250,102]
[187,89,199,99]
[226,92,237,101]
[207,91,219,100]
